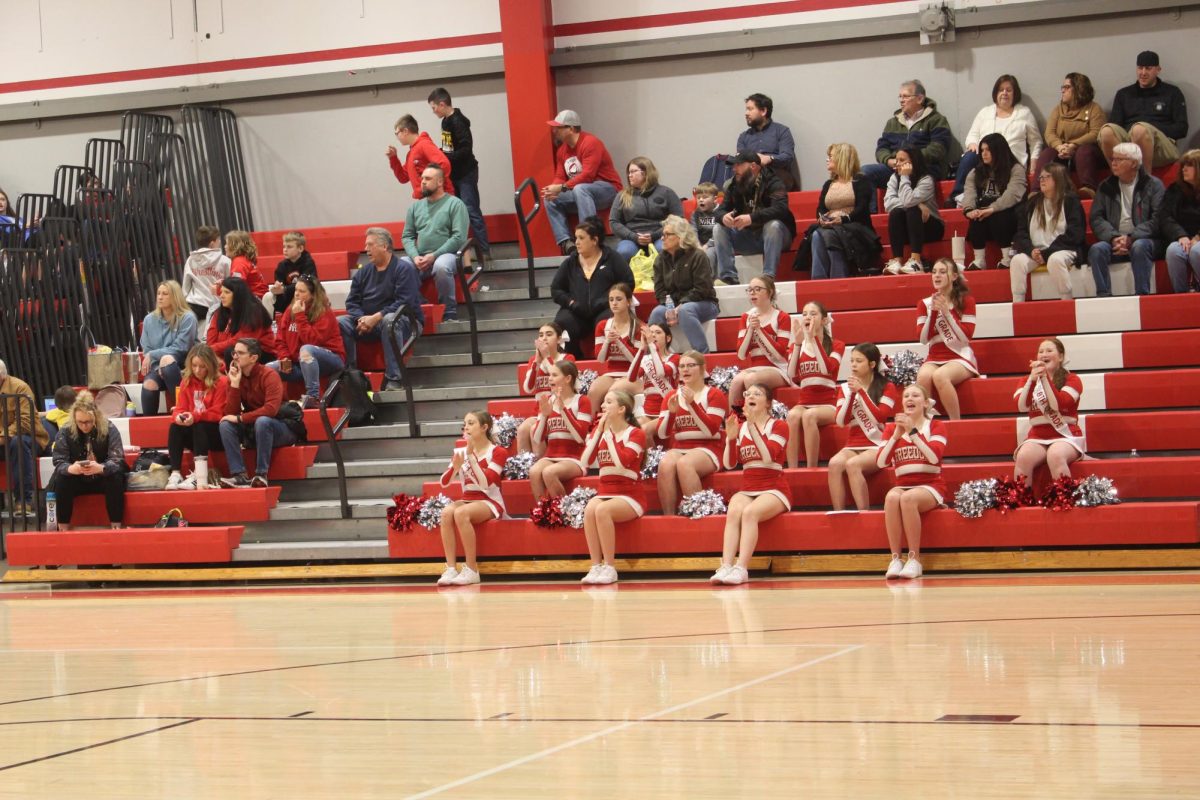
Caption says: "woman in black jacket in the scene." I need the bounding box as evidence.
[550,216,635,358]
[802,143,881,278]
[1163,149,1200,294]
[1007,163,1086,302]
[49,391,126,529]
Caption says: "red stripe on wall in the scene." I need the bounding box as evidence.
[553,0,908,37]
[0,32,502,95]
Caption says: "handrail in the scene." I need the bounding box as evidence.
[383,304,422,438]
[514,177,541,299]
[317,376,353,520]
[455,237,488,366]
[0,392,43,551]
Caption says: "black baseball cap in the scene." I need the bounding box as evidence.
[725,150,759,166]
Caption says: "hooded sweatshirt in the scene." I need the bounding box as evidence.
[182,247,231,311]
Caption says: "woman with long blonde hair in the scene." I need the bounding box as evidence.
[49,392,127,529]
[166,344,229,490]
[139,279,198,415]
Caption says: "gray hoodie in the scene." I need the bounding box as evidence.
[182,247,231,312]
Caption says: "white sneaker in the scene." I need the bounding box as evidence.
[594,564,619,585]
[901,257,924,274]
[710,564,733,584]
[581,564,603,584]
[883,257,903,275]
[723,565,749,585]
[165,471,184,490]
[450,566,480,585]
[436,566,459,586]
[885,557,904,578]
[177,474,198,491]
[899,557,923,579]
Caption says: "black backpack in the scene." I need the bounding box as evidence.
[336,368,378,427]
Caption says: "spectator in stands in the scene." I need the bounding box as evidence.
[224,230,268,299]
[49,391,125,530]
[340,227,425,392]
[218,338,293,488]
[690,182,720,268]
[882,147,943,274]
[862,79,953,211]
[1162,149,1200,294]
[648,215,719,354]
[917,258,978,420]
[656,351,728,515]
[1009,163,1087,303]
[529,360,591,500]
[802,143,880,279]
[589,283,643,412]
[182,226,230,323]
[950,75,1042,205]
[630,322,679,445]
[0,359,48,516]
[878,383,946,580]
[785,301,845,469]
[0,188,26,246]
[516,322,571,456]
[579,390,647,585]
[436,410,506,586]
[737,93,799,191]
[549,216,634,358]
[1033,72,1106,197]
[267,275,345,408]
[712,150,795,285]
[388,114,453,200]
[166,344,229,491]
[1099,51,1189,171]
[961,133,1028,270]
[402,164,469,323]
[267,231,319,316]
[542,110,624,255]
[1088,143,1165,297]
[610,157,684,263]
[729,276,792,409]
[712,383,790,585]
[139,279,198,415]
[828,343,897,512]
[428,87,488,256]
[207,277,276,365]
[1013,338,1084,492]
[42,385,77,440]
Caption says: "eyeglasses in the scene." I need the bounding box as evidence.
[232,350,250,357]
[746,286,768,294]
[662,231,679,239]
[1037,174,1053,181]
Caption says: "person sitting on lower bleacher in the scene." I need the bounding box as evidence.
[1088,142,1165,297]
[629,322,678,446]
[207,277,276,365]
[802,142,880,279]
[267,275,345,409]
[528,360,592,500]
[268,231,319,316]
[882,146,943,275]
[549,216,633,359]
[588,283,643,412]
[728,275,792,411]
[827,343,897,512]
[878,383,947,580]
[1009,163,1087,303]
[516,322,571,456]
[785,301,845,469]
[48,391,125,530]
[42,385,77,440]
[224,229,269,301]
[916,258,977,420]
[1013,337,1084,491]
[647,215,719,354]
[656,351,728,515]
[712,383,790,586]
[139,279,197,415]
[217,338,291,489]
[166,344,229,491]
[436,410,507,587]
[961,133,1027,271]
[712,150,795,285]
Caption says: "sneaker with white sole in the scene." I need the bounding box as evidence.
[436,566,459,586]
[882,257,903,275]
[250,475,269,489]
[594,564,619,585]
[177,474,198,491]
[450,566,480,585]
[901,257,924,274]
[220,472,253,489]
[723,565,749,585]
[165,471,184,490]
[710,564,733,584]
[885,557,904,578]
[581,564,603,584]
[998,252,1013,269]
[899,557,923,579]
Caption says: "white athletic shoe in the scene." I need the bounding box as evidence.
[165,471,184,490]
[177,474,198,491]
[450,566,480,585]
[899,557,923,579]
[723,565,749,585]
[594,564,619,585]
[882,257,903,275]
[436,566,459,586]
[710,564,733,584]
[885,557,905,579]
[581,564,603,584]
[901,256,924,274]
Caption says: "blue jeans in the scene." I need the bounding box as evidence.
[268,345,345,400]
[810,228,849,279]
[545,182,618,244]
[338,312,413,382]
[456,170,489,251]
[220,416,298,477]
[949,150,981,202]
[141,358,183,416]
[4,434,36,501]
[1088,239,1156,296]
[648,300,720,353]
[712,220,793,283]
[1166,240,1200,293]
[402,254,459,320]
[615,235,663,264]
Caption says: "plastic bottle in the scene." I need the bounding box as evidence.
[45,492,57,530]
[126,401,136,417]
[194,456,209,491]
[664,294,675,314]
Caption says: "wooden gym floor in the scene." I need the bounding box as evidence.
[0,572,1197,798]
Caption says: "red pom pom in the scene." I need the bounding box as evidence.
[387,493,424,532]
[1041,476,1079,511]
[531,496,566,529]
[994,476,1037,513]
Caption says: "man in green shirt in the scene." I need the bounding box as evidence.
[402,165,470,321]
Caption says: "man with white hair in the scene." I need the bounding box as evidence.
[1087,142,1165,296]
[0,359,49,515]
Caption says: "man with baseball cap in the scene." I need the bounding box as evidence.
[1099,50,1188,170]
[711,150,795,285]
[541,110,624,255]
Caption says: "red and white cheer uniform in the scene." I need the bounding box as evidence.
[656,384,729,468]
[736,308,793,381]
[533,393,593,468]
[594,317,639,377]
[439,443,509,519]
[628,344,679,418]
[722,417,791,509]
[1014,371,1085,456]
[582,424,648,516]
[834,382,899,450]
[875,418,948,504]
[917,295,979,376]
[787,335,846,406]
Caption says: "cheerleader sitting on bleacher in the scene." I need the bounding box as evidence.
[629,321,679,445]
[579,390,647,585]
[588,283,643,412]
[727,275,793,411]
[656,351,728,515]
[785,300,845,468]
[436,411,508,587]
[916,258,977,420]
[827,343,898,512]
[1013,337,1084,489]
[529,360,593,500]
[515,322,571,456]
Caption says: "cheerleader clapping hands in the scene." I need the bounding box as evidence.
[528,360,593,499]
[728,276,793,409]
[828,343,899,511]
[629,322,679,445]
[516,323,571,456]
[656,351,729,515]
[1013,338,1084,488]
[579,391,647,585]
[785,301,845,468]
[916,258,978,420]
[436,411,509,586]
[588,284,643,412]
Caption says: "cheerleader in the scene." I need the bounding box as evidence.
[656,351,729,515]
[828,343,899,512]
[588,283,643,412]
[1013,337,1084,487]
[436,411,508,586]
[916,258,978,420]
[529,360,594,499]
[877,384,947,579]
[728,275,793,409]
[579,390,647,585]
[785,300,846,468]
[516,322,571,456]
[629,322,679,445]
[712,383,791,585]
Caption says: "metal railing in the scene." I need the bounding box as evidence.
[455,237,489,366]
[514,177,542,299]
[384,305,422,438]
[1,392,44,553]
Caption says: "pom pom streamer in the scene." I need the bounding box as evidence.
[560,486,597,529]
[576,369,599,396]
[953,478,997,519]
[493,412,524,449]
[770,400,788,420]
[994,476,1037,513]
[641,446,665,479]
[1041,475,1078,511]
[531,496,565,529]
[1074,475,1120,507]
[416,494,452,529]
[387,493,424,532]
[678,489,728,519]
[705,366,740,394]
[886,349,923,389]
[503,451,537,480]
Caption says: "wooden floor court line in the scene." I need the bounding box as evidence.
[0,718,200,773]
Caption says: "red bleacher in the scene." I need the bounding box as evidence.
[7,526,246,566]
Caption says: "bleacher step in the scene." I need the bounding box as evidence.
[232,540,390,561]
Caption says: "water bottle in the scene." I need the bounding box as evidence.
[664,294,675,314]
[45,492,57,530]
[126,401,136,417]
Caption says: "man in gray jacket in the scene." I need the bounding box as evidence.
[1088,142,1165,296]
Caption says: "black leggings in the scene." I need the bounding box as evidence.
[887,206,945,259]
[966,205,1019,249]
[168,421,221,471]
[553,307,611,359]
[55,473,126,525]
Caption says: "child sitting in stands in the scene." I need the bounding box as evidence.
[690,182,720,269]
[42,385,78,439]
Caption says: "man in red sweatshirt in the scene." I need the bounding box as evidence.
[387,114,454,200]
[540,109,623,254]
[218,338,296,488]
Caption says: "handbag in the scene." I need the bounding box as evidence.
[628,244,659,291]
[87,347,124,389]
[127,462,170,491]
[154,507,189,528]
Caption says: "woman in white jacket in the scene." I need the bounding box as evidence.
[949,75,1043,205]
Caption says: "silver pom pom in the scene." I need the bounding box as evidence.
[417,494,452,529]
[705,366,740,394]
[641,445,665,479]
[503,451,537,480]
[560,486,597,529]
[770,400,788,420]
[953,478,998,519]
[1074,475,1120,507]
[576,369,599,396]
[678,488,728,519]
[887,349,923,389]
[493,412,524,449]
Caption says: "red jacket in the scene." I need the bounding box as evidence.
[276,307,346,362]
[230,255,269,299]
[173,375,230,424]
[554,131,622,191]
[207,314,277,359]
[389,132,454,199]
